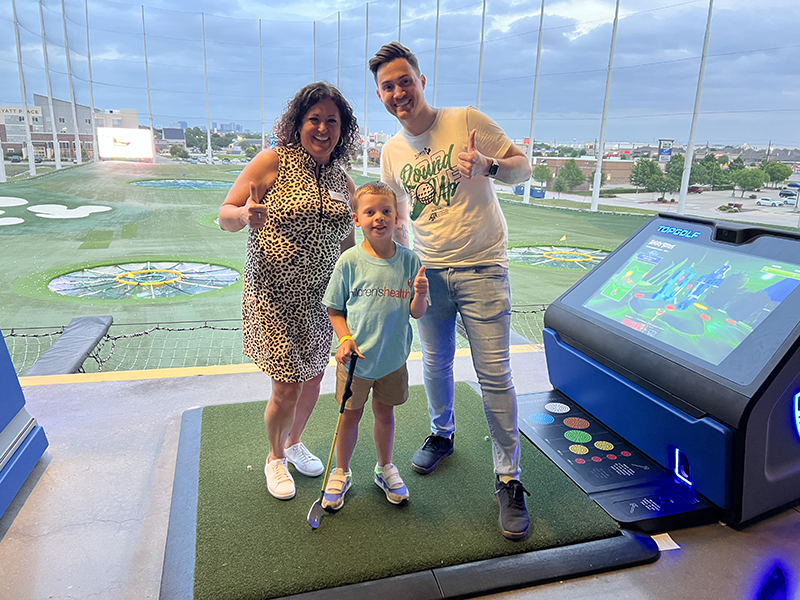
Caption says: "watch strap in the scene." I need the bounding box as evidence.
[488,157,499,178]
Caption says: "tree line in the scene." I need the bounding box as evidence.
[527,154,793,201]
[628,154,792,198]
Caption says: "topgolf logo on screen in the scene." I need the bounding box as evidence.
[657,225,701,239]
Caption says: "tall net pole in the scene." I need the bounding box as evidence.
[202,13,213,162]
[141,6,155,159]
[677,0,715,215]
[12,0,35,176]
[313,21,317,82]
[337,12,341,89]
[524,0,545,204]
[260,19,265,151]
[362,3,369,176]
[61,0,81,165]
[432,0,440,107]
[395,0,402,134]
[590,0,620,212]
[84,0,97,161]
[398,0,402,42]
[39,0,61,169]
[476,0,487,110]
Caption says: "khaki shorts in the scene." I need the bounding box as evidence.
[335,362,409,410]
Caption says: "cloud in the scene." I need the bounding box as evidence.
[2,0,799,147]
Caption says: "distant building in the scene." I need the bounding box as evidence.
[0,96,140,160]
[531,156,638,188]
[157,128,187,152]
[92,107,138,130]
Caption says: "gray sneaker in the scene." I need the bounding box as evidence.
[412,434,454,474]
[494,477,530,540]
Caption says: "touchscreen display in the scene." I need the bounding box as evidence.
[582,234,800,365]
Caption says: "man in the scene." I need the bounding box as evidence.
[369,42,533,540]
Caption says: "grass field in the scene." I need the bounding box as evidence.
[0,161,650,371]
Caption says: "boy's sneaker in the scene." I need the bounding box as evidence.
[412,434,454,474]
[374,464,409,505]
[284,442,324,477]
[494,477,530,541]
[264,457,295,500]
[322,468,352,512]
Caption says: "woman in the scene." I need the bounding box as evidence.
[219,82,359,500]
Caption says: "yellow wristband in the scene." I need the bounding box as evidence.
[338,335,353,346]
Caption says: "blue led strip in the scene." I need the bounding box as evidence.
[794,392,800,441]
[674,447,692,486]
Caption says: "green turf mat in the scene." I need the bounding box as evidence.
[79,230,113,249]
[121,223,138,239]
[194,382,620,599]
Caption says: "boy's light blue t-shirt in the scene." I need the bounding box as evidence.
[323,242,421,380]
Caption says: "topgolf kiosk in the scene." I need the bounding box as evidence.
[519,214,800,530]
[0,331,48,519]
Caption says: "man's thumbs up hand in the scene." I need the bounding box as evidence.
[457,128,489,179]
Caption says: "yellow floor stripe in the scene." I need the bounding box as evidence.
[18,343,543,387]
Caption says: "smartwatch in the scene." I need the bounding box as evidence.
[488,157,499,178]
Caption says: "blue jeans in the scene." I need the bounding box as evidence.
[417,265,520,478]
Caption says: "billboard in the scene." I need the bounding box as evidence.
[97,127,153,159]
[658,139,673,163]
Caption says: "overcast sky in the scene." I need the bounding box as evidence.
[1,0,798,149]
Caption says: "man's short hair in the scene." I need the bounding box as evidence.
[368,42,420,83]
[352,181,397,213]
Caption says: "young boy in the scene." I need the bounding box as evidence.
[321,181,428,511]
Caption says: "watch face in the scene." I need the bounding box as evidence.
[489,159,499,176]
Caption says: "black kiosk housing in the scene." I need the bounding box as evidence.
[523,214,800,528]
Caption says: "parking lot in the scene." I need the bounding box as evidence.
[501,176,800,230]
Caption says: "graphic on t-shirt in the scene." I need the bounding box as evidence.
[398,144,461,221]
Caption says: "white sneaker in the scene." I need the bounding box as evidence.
[374,463,409,505]
[284,442,324,477]
[264,457,295,500]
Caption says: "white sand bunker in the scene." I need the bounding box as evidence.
[27,204,113,219]
[0,197,28,207]
[0,217,25,226]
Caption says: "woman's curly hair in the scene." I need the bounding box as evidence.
[273,82,360,168]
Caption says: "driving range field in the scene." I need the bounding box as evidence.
[0,161,652,371]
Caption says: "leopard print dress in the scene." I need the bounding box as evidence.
[242,146,353,383]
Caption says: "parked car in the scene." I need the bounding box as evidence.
[779,189,798,198]
[783,196,797,206]
[755,197,781,207]
[687,185,703,193]
[34,156,43,163]
[786,182,800,189]
[10,155,21,163]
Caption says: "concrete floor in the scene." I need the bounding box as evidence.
[2,348,799,600]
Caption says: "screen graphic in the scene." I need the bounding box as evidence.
[583,235,800,365]
[97,127,154,159]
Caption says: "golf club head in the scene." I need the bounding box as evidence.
[307,501,325,529]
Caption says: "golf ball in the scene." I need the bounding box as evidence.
[484,436,490,441]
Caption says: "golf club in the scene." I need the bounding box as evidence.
[307,352,358,529]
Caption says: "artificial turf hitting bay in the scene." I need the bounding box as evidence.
[191,383,624,599]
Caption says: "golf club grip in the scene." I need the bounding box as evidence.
[340,352,358,413]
